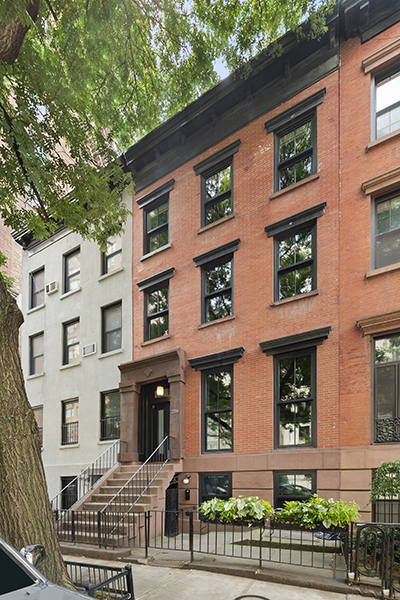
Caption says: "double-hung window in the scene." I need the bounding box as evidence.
[63,319,79,365]
[137,268,175,342]
[193,239,240,324]
[189,347,245,454]
[260,327,331,449]
[374,193,400,269]
[62,399,79,445]
[265,203,325,302]
[136,180,174,256]
[30,332,44,375]
[375,66,400,139]
[100,390,121,441]
[374,333,400,443]
[102,302,122,353]
[193,140,240,228]
[265,89,325,192]
[30,268,44,309]
[64,249,80,293]
[102,236,122,274]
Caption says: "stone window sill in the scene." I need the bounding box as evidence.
[99,348,124,359]
[366,129,400,151]
[198,314,236,330]
[270,289,319,307]
[140,243,171,262]
[269,173,320,201]
[27,372,45,380]
[197,213,236,234]
[366,262,400,279]
[59,444,80,449]
[27,304,45,315]
[141,334,171,347]
[60,287,81,300]
[98,267,124,282]
[60,362,81,371]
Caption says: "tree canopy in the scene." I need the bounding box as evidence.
[0,0,332,247]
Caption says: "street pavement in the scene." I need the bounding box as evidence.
[62,555,364,600]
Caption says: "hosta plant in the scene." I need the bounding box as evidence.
[273,495,360,530]
[199,495,273,524]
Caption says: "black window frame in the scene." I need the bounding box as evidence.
[137,267,175,342]
[29,331,44,375]
[102,235,122,275]
[101,301,122,354]
[61,398,79,446]
[265,89,325,193]
[64,248,80,293]
[193,140,240,228]
[62,318,80,365]
[373,191,400,270]
[145,283,169,341]
[373,63,400,140]
[265,203,325,302]
[373,332,400,443]
[193,239,240,324]
[273,470,316,509]
[274,347,317,449]
[188,347,245,455]
[199,472,232,505]
[100,390,121,441]
[202,366,234,453]
[136,179,174,256]
[30,267,45,309]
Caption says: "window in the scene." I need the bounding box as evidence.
[193,239,240,324]
[61,476,77,509]
[275,350,316,447]
[33,406,43,447]
[29,332,44,375]
[199,472,232,504]
[100,391,121,440]
[137,267,175,342]
[136,179,174,256]
[265,89,325,192]
[375,66,400,139]
[374,333,400,443]
[63,319,80,365]
[64,249,80,293]
[102,236,122,274]
[102,302,122,353]
[193,139,240,228]
[260,326,331,449]
[203,368,233,452]
[188,346,245,454]
[374,193,400,269]
[265,203,325,302]
[274,471,316,509]
[61,399,79,445]
[30,268,44,309]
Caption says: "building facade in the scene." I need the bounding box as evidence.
[16,193,132,500]
[117,0,400,519]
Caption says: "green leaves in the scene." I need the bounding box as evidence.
[199,495,273,523]
[369,460,400,505]
[274,495,360,529]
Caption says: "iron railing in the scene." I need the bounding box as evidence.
[99,436,172,546]
[65,559,134,599]
[62,422,79,445]
[51,440,126,521]
[100,415,121,441]
[375,417,400,443]
[348,522,400,598]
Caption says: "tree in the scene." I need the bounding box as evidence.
[0,0,332,587]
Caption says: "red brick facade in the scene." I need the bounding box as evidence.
[119,1,400,518]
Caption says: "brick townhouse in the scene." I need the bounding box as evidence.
[15,0,400,521]
[116,0,400,520]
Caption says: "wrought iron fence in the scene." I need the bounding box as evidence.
[348,522,400,598]
[100,415,121,441]
[375,417,400,443]
[65,559,134,599]
[52,440,126,521]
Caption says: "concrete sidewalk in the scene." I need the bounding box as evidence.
[62,552,374,600]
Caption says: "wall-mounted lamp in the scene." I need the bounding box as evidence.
[156,386,164,396]
[183,474,191,485]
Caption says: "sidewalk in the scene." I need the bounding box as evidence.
[62,553,369,600]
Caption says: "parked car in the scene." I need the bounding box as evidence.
[0,536,88,598]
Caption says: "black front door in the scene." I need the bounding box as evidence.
[138,381,170,461]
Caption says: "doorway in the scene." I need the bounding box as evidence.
[138,381,170,461]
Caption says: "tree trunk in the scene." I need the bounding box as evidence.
[0,0,40,65]
[0,274,73,588]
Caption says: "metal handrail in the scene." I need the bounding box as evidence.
[100,435,171,544]
[51,439,126,521]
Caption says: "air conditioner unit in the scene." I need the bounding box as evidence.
[83,343,96,357]
[45,281,58,294]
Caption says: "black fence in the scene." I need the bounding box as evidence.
[61,422,79,445]
[65,559,134,599]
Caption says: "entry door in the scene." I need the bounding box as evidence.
[138,381,170,461]
[152,401,170,460]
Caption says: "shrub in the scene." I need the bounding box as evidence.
[199,495,273,524]
[273,495,360,529]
